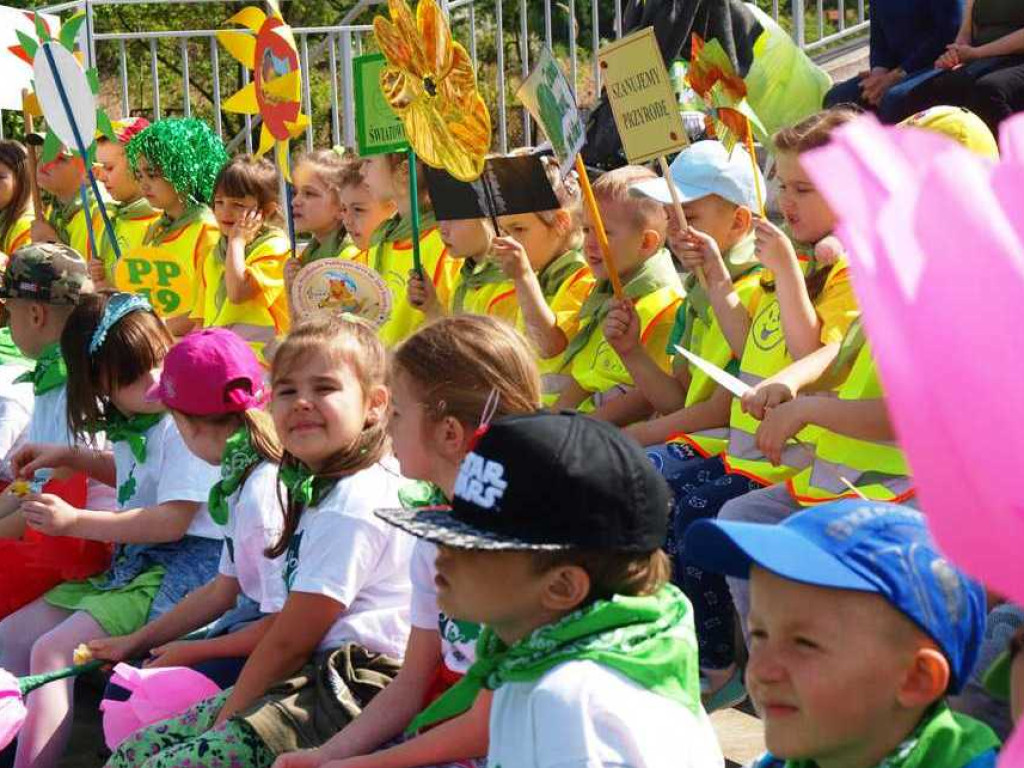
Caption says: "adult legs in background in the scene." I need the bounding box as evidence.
[970,60,1024,133]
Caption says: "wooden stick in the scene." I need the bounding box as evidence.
[21,90,44,222]
[575,154,622,298]
[657,154,707,290]
[744,122,765,219]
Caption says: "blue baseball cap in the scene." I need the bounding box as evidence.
[684,501,986,693]
[630,139,764,211]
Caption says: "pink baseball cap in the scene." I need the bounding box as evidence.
[146,329,268,416]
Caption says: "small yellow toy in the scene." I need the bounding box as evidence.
[9,480,31,497]
[73,644,93,666]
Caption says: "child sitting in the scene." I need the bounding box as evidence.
[553,166,683,416]
[359,153,455,347]
[0,141,35,257]
[290,148,354,266]
[30,146,103,260]
[89,328,285,689]
[0,291,222,768]
[191,155,291,363]
[0,244,113,620]
[339,157,395,254]
[121,118,227,334]
[377,411,724,768]
[604,141,763,456]
[276,315,542,768]
[106,317,413,768]
[684,500,1000,768]
[92,117,159,289]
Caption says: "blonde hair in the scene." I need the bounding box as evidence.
[174,409,282,465]
[592,165,668,233]
[391,315,541,427]
[293,148,351,206]
[267,316,389,558]
[773,107,861,154]
[507,150,583,251]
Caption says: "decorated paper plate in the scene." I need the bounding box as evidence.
[290,258,392,327]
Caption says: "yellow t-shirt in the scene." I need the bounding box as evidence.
[47,197,104,262]
[1,211,33,256]
[114,206,220,319]
[97,198,161,282]
[191,227,291,363]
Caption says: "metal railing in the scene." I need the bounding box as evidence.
[29,0,869,153]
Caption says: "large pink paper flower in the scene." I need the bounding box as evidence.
[0,670,27,751]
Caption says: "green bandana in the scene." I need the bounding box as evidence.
[452,258,508,314]
[208,427,262,525]
[408,584,701,733]
[103,411,165,463]
[279,462,339,509]
[669,232,760,353]
[776,703,999,768]
[14,342,67,395]
[536,249,587,302]
[47,195,86,247]
[212,227,285,315]
[0,329,30,370]
[300,226,350,266]
[562,248,681,368]
[397,480,449,510]
[369,208,438,273]
[99,197,156,265]
[145,204,211,246]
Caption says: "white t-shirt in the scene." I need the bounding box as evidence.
[489,660,724,768]
[267,458,413,657]
[410,539,480,675]
[112,414,222,539]
[0,364,33,472]
[24,384,118,511]
[217,460,287,612]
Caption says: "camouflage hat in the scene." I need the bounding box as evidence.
[0,243,91,305]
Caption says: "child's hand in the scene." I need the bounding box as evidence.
[11,443,71,479]
[407,269,442,318]
[741,380,797,421]
[272,749,327,768]
[88,634,142,664]
[754,218,798,272]
[672,227,724,275]
[88,260,110,289]
[491,235,532,281]
[30,220,59,244]
[144,640,203,669]
[603,299,641,357]
[229,209,264,246]
[755,399,808,466]
[20,493,79,535]
[813,235,845,267]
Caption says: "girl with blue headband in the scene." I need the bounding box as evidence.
[0,292,223,768]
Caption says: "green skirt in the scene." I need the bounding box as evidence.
[45,565,166,636]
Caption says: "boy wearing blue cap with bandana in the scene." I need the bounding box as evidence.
[685,501,1000,768]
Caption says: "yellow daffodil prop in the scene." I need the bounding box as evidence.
[217,0,310,177]
[373,0,491,273]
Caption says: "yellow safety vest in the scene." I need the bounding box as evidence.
[723,262,858,485]
[114,207,219,319]
[447,258,518,321]
[1,211,33,256]
[787,341,913,504]
[356,226,457,347]
[191,228,291,364]
[668,271,763,458]
[530,263,596,405]
[571,285,682,413]
[97,198,161,283]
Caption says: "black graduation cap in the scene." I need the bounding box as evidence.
[424,154,561,222]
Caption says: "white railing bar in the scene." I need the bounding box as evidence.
[300,34,314,151]
[149,38,161,120]
[180,38,191,117]
[241,64,253,152]
[328,32,341,148]
[210,35,223,136]
[118,38,130,116]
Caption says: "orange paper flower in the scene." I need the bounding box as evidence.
[374,0,491,181]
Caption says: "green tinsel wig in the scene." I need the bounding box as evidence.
[126,118,229,207]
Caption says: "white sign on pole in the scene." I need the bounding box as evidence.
[0,5,61,111]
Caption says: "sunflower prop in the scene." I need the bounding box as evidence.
[689,34,766,216]
[12,12,121,258]
[373,0,491,272]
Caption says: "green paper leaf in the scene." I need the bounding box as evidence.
[59,13,87,52]
[86,68,100,95]
[15,30,38,62]
[34,13,51,43]
[97,111,117,143]
[41,132,61,165]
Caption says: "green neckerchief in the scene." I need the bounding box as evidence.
[300,226,349,266]
[212,226,285,314]
[279,461,340,509]
[369,208,438,273]
[145,204,210,246]
[103,411,165,463]
[562,248,680,368]
[13,342,67,395]
[777,703,999,768]
[536,248,586,302]
[668,232,760,354]
[0,328,30,369]
[47,194,85,246]
[397,480,449,510]
[408,583,701,733]
[99,197,155,263]
[451,257,507,314]
[207,427,262,526]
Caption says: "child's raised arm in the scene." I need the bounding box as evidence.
[492,235,568,357]
[224,210,265,304]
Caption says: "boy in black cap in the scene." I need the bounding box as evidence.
[685,501,1000,768]
[378,412,724,768]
